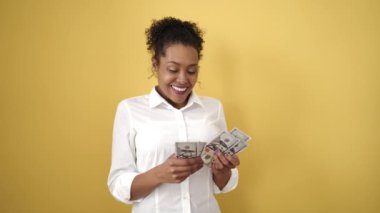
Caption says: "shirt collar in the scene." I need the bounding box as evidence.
[149,87,204,109]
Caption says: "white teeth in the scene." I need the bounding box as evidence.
[172,85,187,92]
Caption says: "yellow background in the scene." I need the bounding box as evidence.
[1,0,379,212]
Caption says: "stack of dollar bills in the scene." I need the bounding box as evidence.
[175,128,251,166]
[175,142,207,159]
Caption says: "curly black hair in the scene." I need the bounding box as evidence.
[145,17,204,64]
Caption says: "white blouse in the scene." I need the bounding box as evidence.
[107,88,238,213]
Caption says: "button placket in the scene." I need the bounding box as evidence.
[175,110,187,141]
[180,179,191,213]
[176,110,191,213]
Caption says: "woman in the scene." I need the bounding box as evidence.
[108,17,240,213]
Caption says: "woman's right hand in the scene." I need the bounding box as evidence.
[155,154,204,184]
[130,154,204,200]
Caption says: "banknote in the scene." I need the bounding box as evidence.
[200,145,216,166]
[225,141,248,155]
[208,131,240,152]
[197,142,207,156]
[175,142,197,159]
[176,129,251,165]
[201,129,252,165]
[201,131,240,166]
[230,128,251,144]
[175,142,206,159]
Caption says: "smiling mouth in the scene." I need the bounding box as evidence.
[171,85,188,94]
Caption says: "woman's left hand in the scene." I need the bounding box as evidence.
[211,150,240,175]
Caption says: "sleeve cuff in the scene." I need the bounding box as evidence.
[213,168,239,194]
[109,172,142,204]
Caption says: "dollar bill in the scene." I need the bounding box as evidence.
[230,128,251,144]
[226,128,251,155]
[176,129,252,165]
[175,142,207,158]
[197,142,207,156]
[200,146,216,166]
[201,131,240,166]
[225,141,248,155]
[201,129,252,165]
[209,131,240,152]
[175,142,197,159]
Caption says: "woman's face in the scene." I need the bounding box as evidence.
[154,43,199,109]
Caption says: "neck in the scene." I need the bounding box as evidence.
[155,86,190,109]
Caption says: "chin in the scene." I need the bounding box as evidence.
[172,98,186,105]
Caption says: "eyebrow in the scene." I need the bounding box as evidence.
[167,61,198,66]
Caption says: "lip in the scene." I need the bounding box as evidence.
[171,85,188,95]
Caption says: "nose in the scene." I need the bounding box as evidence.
[176,70,188,84]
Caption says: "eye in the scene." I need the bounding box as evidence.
[167,68,178,73]
[187,67,198,74]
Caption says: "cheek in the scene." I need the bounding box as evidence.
[158,74,173,86]
[164,76,176,86]
[189,74,198,85]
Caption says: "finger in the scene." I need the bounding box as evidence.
[216,152,233,167]
[169,163,203,174]
[171,170,192,178]
[226,155,240,167]
[172,175,188,183]
[211,161,218,171]
[212,156,224,170]
[170,171,191,183]
[170,165,203,182]
[186,157,203,165]
[194,156,204,164]
[170,157,202,167]
[219,154,238,169]
[211,162,217,171]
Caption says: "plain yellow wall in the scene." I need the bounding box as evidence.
[1,0,379,212]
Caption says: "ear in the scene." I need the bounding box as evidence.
[152,57,158,71]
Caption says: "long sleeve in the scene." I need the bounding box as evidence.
[107,101,141,204]
[213,101,239,194]
[107,90,239,212]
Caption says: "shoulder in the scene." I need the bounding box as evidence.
[198,95,224,109]
[117,94,150,110]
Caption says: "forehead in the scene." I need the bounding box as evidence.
[160,44,199,65]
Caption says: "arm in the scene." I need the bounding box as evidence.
[108,101,140,204]
[212,169,232,190]
[108,102,203,203]
[130,155,203,200]
[212,151,240,190]
[212,101,240,191]
[129,167,161,201]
